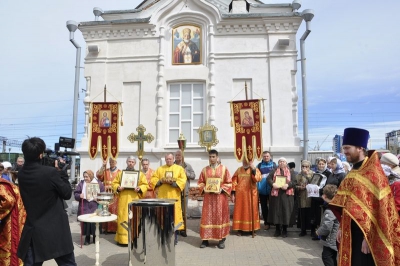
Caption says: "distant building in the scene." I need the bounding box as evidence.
[386,130,400,154]
[332,134,343,154]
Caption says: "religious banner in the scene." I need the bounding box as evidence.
[89,102,120,160]
[230,99,263,162]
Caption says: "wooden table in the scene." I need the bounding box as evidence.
[78,213,117,266]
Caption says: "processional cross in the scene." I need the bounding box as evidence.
[127,124,154,161]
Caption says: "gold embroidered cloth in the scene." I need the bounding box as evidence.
[0,180,26,266]
[89,102,120,160]
[198,165,232,240]
[230,100,262,161]
[330,151,400,266]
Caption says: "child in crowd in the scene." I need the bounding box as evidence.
[316,184,339,266]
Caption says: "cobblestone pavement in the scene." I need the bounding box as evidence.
[43,213,324,266]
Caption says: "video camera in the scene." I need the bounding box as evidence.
[42,137,79,168]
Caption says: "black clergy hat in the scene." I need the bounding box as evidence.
[342,127,369,149]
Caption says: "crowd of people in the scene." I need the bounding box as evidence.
[2,127,400,265]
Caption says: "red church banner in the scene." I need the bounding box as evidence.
[230,99,263,162]
[89,102,120,160]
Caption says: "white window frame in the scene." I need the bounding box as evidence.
[167,82,205,145]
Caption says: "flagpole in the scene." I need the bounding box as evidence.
[244,82,254,237]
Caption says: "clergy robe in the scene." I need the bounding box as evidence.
[112,170,148,244]
[96,167,121,232]
[143,168,155,199]
[330,151,400,266]
[198,164,232,240]
[151,164,187,230]
[0,180,26,266]
[232,166,261,232]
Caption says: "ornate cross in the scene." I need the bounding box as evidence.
[127,124,154,161]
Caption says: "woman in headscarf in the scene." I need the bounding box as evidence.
[295,160,314,237]
[342,161,352,174]
[382,164,400,215]
[309,158,332,240]
[74,170,105,245]
[328,158,346,187]
[267,157,296,238]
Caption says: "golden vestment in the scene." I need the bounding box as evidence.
[151,164,187,230]
[330,151,400,266]
[112,171,148,244]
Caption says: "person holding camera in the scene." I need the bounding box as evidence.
[17,137,76,266]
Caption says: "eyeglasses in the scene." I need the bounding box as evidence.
[301,165,309,168]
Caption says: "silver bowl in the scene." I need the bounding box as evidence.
[97,192,114,216]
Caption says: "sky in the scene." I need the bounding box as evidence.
[1,0,399,155]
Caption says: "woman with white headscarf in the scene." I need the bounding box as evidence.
[266,157,296,238]
[328,158,346,187]
[382,164,400,215]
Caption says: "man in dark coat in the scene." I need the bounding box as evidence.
[17,137,76,265]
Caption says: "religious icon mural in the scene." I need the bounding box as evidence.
[172,25,201,65]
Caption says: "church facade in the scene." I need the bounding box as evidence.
[77,0,306,175]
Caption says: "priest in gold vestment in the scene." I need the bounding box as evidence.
[151,153,187,244]
[231,158,261,235]
[198,149,232,249]
[112,156,148,245]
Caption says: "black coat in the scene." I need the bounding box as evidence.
[17,160,74,262]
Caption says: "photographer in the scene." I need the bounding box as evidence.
[17,137,76,265]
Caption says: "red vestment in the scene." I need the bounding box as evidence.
[96,168,121,232]
[198,165,232,240]
[143,168,156,199]
[0,180,26,266]
[232,167,261,231]
[330,151,400,266]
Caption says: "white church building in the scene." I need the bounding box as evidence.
[76,0,312,176]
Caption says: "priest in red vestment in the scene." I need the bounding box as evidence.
[330,127,400,266]
[231,158,261,235]
[0,179,26,266]
[198,149,232,249]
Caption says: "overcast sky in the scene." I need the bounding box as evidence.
[1,0,399,155]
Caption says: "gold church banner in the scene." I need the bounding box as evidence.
[230,99,263,162]
[89,102,120,160]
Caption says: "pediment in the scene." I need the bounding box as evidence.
[99,0,288,21]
